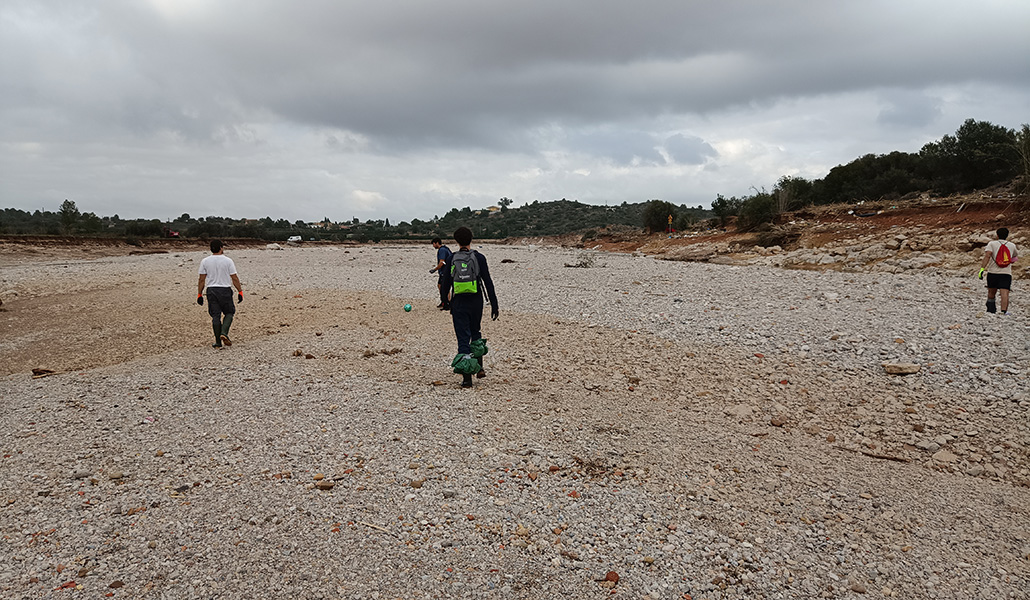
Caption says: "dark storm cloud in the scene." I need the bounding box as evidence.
[876,90,944,129]
[10,0,1026,149]
[2,0,1029,221]
[242,1,1029,148]
[567,129,663,165]
[663,134,717,165]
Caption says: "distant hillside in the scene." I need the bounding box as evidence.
[426,199,712,240]
[0,199,712,242]
[5,118,1025,242]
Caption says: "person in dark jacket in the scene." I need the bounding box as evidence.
[429,237,453,309]
[440,227,499,388]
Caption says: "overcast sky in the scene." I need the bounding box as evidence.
[2,1,1029,223]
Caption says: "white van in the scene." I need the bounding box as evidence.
[287,235,302,243]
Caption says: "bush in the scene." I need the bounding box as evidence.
[711,194,744,227]
[673,213,697,231]
[737,194,777,231]
[642,200,677,233]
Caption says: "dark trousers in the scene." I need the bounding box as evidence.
[438,276,449,305]
[450,294,483,355]
[206,287,236,327]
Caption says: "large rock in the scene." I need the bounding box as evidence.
[725,405,754,419]
[932,450,960,463]
[897,252,942,270]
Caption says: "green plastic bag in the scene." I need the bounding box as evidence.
[470,338,488,359]
[451,353,481,375]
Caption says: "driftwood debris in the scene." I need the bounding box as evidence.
[837,445,911,463]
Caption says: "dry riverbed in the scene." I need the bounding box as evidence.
[1,243,1028,599]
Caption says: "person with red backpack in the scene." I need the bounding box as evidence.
[978,227,1018,315]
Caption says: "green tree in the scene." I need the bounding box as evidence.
[737,193,777,231]
[1016,123,1030,194]
[710,194,743,227]
[953,118,1018,189]
[773,175,813,212]
[59,199,80,233]
[642,200,676,233]
[673,212,697,231]
[921,119,1018,191]
[80,212,103,233]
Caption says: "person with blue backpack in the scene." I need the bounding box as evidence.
[429,237,453,310]
[440,227,499,388]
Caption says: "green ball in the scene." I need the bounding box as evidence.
[403,303,412,312]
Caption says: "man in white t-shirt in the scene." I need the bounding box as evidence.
[978,227,1018,315]
[197,240,244,347]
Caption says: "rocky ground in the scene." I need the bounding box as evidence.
[582,192,1030,280]
[0,209,1028,599]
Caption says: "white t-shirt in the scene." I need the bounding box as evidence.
[985,239,1018,275]
[198,254,238,288]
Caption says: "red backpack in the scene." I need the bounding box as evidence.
[995,242,1013,268]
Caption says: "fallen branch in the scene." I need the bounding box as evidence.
[859,450,911,463]
[358,521,398,538]
[836,445,911,463]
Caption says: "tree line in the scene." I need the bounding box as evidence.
[2,118,1027,240]
[709,119,1030,231]
[0,199,709,242]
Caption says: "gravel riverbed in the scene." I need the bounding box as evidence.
[1,243,1028,599]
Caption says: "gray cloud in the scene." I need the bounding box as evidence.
[2,0,1029,221]
[876,90,944,129]
[663,134,717,165]
[566,129,663,165]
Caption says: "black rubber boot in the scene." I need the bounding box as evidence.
[220,314,234,346]
[461,374,473,388]
[986,300,997,313]
[212,321,222,347]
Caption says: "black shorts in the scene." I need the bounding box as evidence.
[986,273,1012,290]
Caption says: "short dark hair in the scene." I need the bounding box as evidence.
[431,237,442,245]
[998,227,1009,240]
[453,227,473,247]
[210,239,223,253]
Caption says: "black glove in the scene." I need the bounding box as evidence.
[491,308,499,321]
[197,295,204,306]
[238,292,244,303]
